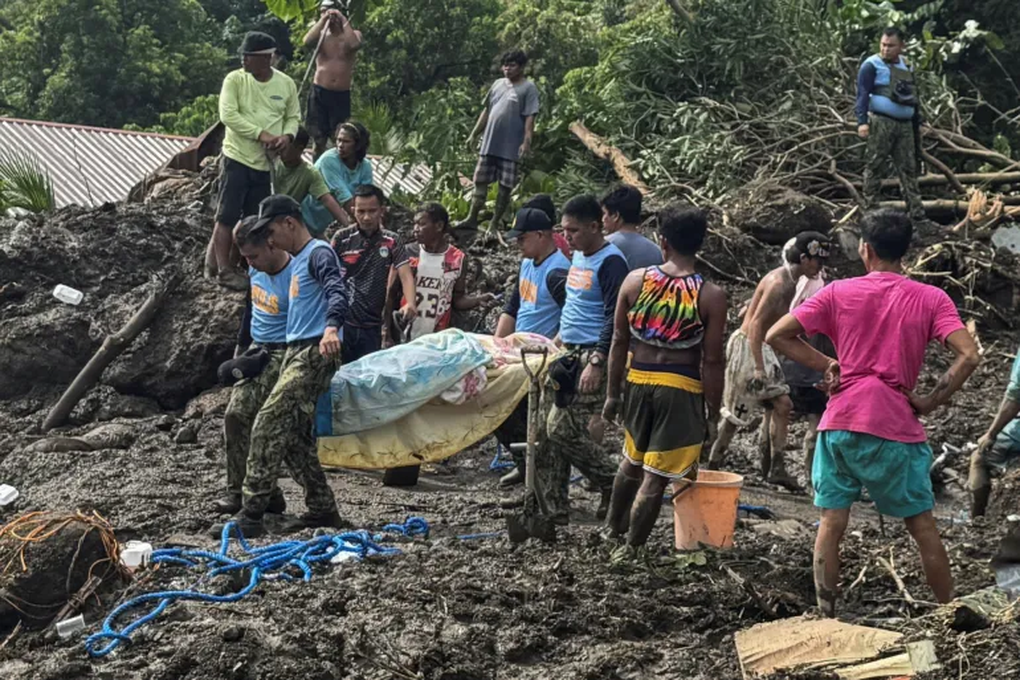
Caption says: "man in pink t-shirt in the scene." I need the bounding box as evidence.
[766,209,980,617]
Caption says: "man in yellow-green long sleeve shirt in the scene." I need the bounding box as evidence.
[209,32,301,291]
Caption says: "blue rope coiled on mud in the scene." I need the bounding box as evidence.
[84,516,429,659]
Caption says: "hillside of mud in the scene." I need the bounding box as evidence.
[1,170,1019,679]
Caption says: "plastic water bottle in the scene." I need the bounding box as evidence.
[53,285,84,306]
[56,614,85,639]
[0,484,17,506]
[995,564,1020,597]
[119,541,153,569]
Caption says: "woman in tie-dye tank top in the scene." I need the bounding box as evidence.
[600,205,728,558]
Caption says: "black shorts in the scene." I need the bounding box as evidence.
[789,385,828,415]
[215,157,271,226]
[306,86,351,141]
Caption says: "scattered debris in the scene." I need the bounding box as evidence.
[734,616,938,679]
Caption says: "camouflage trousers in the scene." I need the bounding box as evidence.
[862,114,926,221]
[534,351,618,517]
[224,348,286,496]
[242,343,338,516]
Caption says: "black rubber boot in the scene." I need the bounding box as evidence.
[212,491,286,515]
[499,467,524,487]
[209,510,265,540]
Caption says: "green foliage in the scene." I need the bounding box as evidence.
[498,1,601,89]
[265,0,382,24]
[549,0,1006,200]
[265,0,320,22]
[670,550,708,571]
[357,0,502,107]
[141,94,221,138]
[356,100,406,159]
[0,0,227,129]
[0,149,56,214]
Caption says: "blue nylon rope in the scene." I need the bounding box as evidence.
[85,516,428,658]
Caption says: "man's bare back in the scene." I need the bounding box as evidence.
[741,266,797,338]
[306,12,362,91]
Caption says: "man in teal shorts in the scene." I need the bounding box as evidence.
[767,209,980,617]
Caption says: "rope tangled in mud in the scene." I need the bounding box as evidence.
[0,511,125,621]
[84,516,429,659]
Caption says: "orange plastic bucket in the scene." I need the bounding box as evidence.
[672,470,744,550]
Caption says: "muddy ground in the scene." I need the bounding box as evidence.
[1,182,1019,679]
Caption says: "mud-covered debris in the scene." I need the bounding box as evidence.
[724,182,832,245]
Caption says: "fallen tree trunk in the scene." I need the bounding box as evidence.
[922,151,966,195]
[569,122,651,195]
[867,172,1020,189]
[878,196,1020,216]
[42,271,182,432]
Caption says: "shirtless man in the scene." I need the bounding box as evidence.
[707,231,831,490]
[303,0,363,159]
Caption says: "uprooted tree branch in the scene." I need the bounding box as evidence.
[556,1,1020,227]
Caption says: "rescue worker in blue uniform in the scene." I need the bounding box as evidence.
[534,195,629,524]
[211,195,347,537]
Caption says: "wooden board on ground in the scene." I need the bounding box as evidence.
[734,616,937,679]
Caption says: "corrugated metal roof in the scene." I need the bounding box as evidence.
[0,117,193,207]
[0,117,435,208]
[367,155,434,196]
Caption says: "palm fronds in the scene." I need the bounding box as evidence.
[0,149,55,214]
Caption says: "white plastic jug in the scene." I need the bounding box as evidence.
[0,484,18,506]
[119,541,153,569]
[53,284,84,305]
[56,614,85,639]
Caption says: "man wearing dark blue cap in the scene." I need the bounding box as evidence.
[496,206,571,340]
[211,194,347,537]
[208,31,301,292]
[493,206,571,486]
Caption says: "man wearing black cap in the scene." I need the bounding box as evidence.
[214,216,293,515]
[212,195,346,537]
[707,230,831,492]
[492,206,571,486]
[496,207,571,340]
[208,31,301,292]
